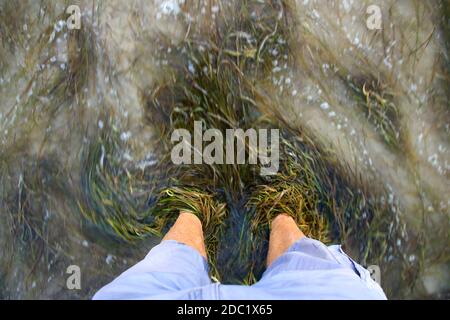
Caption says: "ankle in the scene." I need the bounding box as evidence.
[271,213,296,228]
[179,211,203,229]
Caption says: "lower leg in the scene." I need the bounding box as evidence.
[163,211,207,258]
[267,214,305,266]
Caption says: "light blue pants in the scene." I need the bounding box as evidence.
[93,237,387,300]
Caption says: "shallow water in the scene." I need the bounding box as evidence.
[0,0,449,299]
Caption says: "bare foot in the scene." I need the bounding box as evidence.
[163,211,207,258]
[266,214,305,266]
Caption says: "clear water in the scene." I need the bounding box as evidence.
[0,0,448,299]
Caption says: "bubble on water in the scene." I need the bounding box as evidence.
[312,9,320,19]
[54,20,66,33]
[120,131,132,142]
[211,5,219,13]
[320,102,330,110]
[158,0,181,16]
[342,0,352,12]
[105,254,114,265]
[188,61,195,74]
[428,154,438,167]
[383,56,393,69]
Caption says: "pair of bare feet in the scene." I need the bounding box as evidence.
[163,211,305,267]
